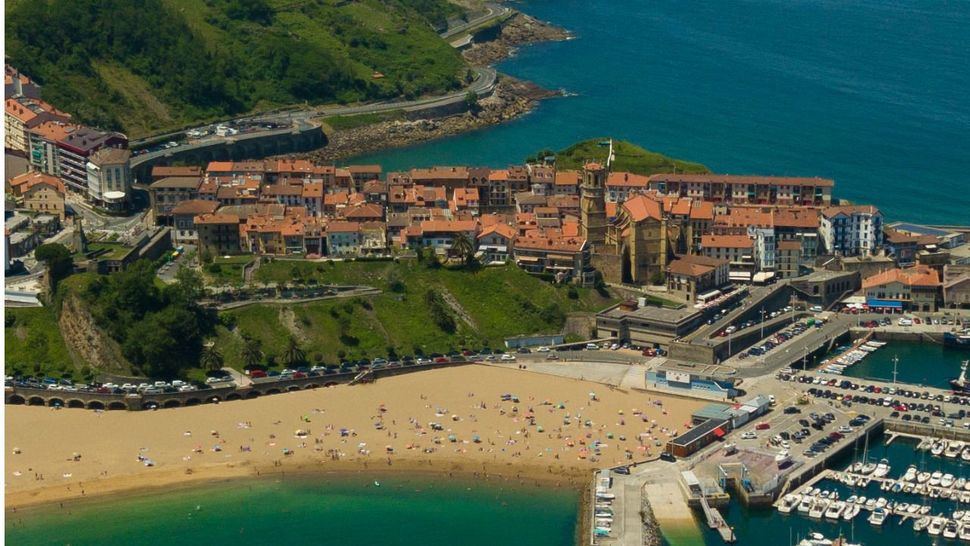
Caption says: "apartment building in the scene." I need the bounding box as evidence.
[820,205,883,256]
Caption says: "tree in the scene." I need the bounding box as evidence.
[34,243,73,289]
[241,334,264,369]
[464,90,480,113]
[282,336,306,368]
[200,344,225,372]
[449,233,476,267]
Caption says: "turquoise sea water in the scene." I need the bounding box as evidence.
[839,341,968,389]
[355,0,970,224]
[6,474,579,545]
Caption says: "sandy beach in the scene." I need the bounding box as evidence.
[5,365,703,509]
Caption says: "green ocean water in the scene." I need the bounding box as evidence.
[6,475,579,545]
[839,341,968,390]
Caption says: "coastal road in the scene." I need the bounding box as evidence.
[440,2,511,39]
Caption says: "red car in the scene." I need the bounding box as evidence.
[755,422,770,430]
[433,357,450,364]
[249,370,267,378]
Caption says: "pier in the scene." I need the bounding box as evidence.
[699,495,736,543]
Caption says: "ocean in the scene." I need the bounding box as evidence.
[354,0,970,224]
[5,474,579,545]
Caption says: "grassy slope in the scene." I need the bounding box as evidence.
[211,260,618,366]
[554,139,710,175]
[6,0,466,137]
[4,307,78,378]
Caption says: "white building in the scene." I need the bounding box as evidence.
[820,205,883,256]
[86,147,132,211]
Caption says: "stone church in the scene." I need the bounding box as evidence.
[579,162,687,285]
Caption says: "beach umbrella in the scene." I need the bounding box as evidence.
[448,434,457,442]
[472,435,481,443]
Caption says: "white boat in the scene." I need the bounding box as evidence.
[908,503,921,514]
[929,515,946,536]
[920,505,932,515]
[868,507,888,525]
[957,478,967,490]
[798,495,814,513]
[864,498,877,511]
[778,494,799,514]
[873,458,891,478]
[895,502,910,515]
[903,465,918,482]
[948,442,966,459]
[856,496,867,506]
[776,450,792,467]
[875,497,888,509]
[861,462,877,475]
[914,515,931,531]
[849,462,864,474]
[842,503,860,521]
[846,495,858,504]
[931,471,944,486]
[933,441,947,457]
[960,523,970,541]
[798,532,833,546]
[825,500,845,520]
[963,448,970,462]
[945,520,960,539]
[955,510,966,520]
[943,474,957,488]
[810,499,829,519]
[917,471,931,484]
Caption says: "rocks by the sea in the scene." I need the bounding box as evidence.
[462,13,572,67]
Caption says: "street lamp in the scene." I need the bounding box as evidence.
[760,306,766,339]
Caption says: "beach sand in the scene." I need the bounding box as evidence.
[5,365,704,509]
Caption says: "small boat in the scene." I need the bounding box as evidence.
[963,448,970,462]
[873,459,891,478]
[917,471,931,484]
[798,532,833,546]
[846,495,858,504]
[776,450,792,468]
[908,503,921,514]
[842,503,860,521]
[929,515,946,536]
[955,510,966,520]
[849,462,864,474]
[861,462,877,475]
[914,515,931,531]
[891,481,903,493]
[825,501,845,520]
[957,478,967,490]
[799,495,814,513]
[895,502,910,515]
[931,471,944,486]
[943,474,956,488]
[933,441,947,457]
[920,505,932,515]
[948,442,966,459]
[864,498,877,511]
[856,496,867,506]
[875,497,888,509]
[960,523,970,541]
[868,507,888,526]
[778,494,799,514]
[902,465,918,482]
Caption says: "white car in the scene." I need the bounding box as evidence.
[810,305,823,312]
[740,431,757,440]
[585,343,598,350]
[838,425,853,433]
[610,343,619,350]
[500,354,516,361]
[898,318,913,326]
[536,346,550,353]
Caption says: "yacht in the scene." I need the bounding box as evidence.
[914,515,931,531]
[778,494,799,514]
[945,520,960,539]
[929,515,946,536]
[932,441,947,457]
[849,462,864,474]
[825,500,846,520]
[809,498,829,519]
[868,507,888,526]
[959,523,970,541]
[948,441,966,459]
[861,462,877,475]
[873,458,891,478]
[798,495,814,513]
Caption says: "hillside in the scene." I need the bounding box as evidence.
[544,139,710,175]
[210,260,618,366]
[5,0,469,137]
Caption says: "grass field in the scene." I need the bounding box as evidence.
[4,307,78,379]
[549,139,709,175]
[204,255,255,286]
[211,260,618,367]
[323,110,407,131]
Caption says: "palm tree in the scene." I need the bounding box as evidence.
[200,344,224,372]
[450,233,475,266]
[283,336,306,368]
[241,335,263,369]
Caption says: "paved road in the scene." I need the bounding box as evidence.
[440,2,511,39]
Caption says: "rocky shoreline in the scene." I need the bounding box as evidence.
[296,76,558,163]
[462,12,572,67]
[288,9,571,162]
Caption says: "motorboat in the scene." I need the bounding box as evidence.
[929,515,946,536]
[945,520,960,539]
[943,473,956,488]
[778,494,799,514]
[960,523,970,541]
[891,481,903,493]
[902,465,918,482]
[875,497,888,509]
[776,450,793,468]
[825,500,846,520]
[861,462,877,475]
[798,495,814,513]
[798,532,833,546]
[947,442,966,459]
[842,503,860,521]
[864,498,877,511]
[932,441,947,457]
[917,471,931,484]
[809,498,829,519]
[963,447,970,462]
[931,471,944,486]
[957,478,967,490]
[868,507,888,526]
[849,462,864,474]
[920,505,932,515]
[846,495,858,504]
[873,459,891,478]
[914,515,931,531]
[856,496,867,506]
[895,502,910,515]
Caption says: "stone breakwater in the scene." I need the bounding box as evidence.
[462,12,572,67]
[293,77,560,163]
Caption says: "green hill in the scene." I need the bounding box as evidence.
[541,138,710,175]
[5,0,468,137]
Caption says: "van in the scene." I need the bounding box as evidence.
[586,343,599,350]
